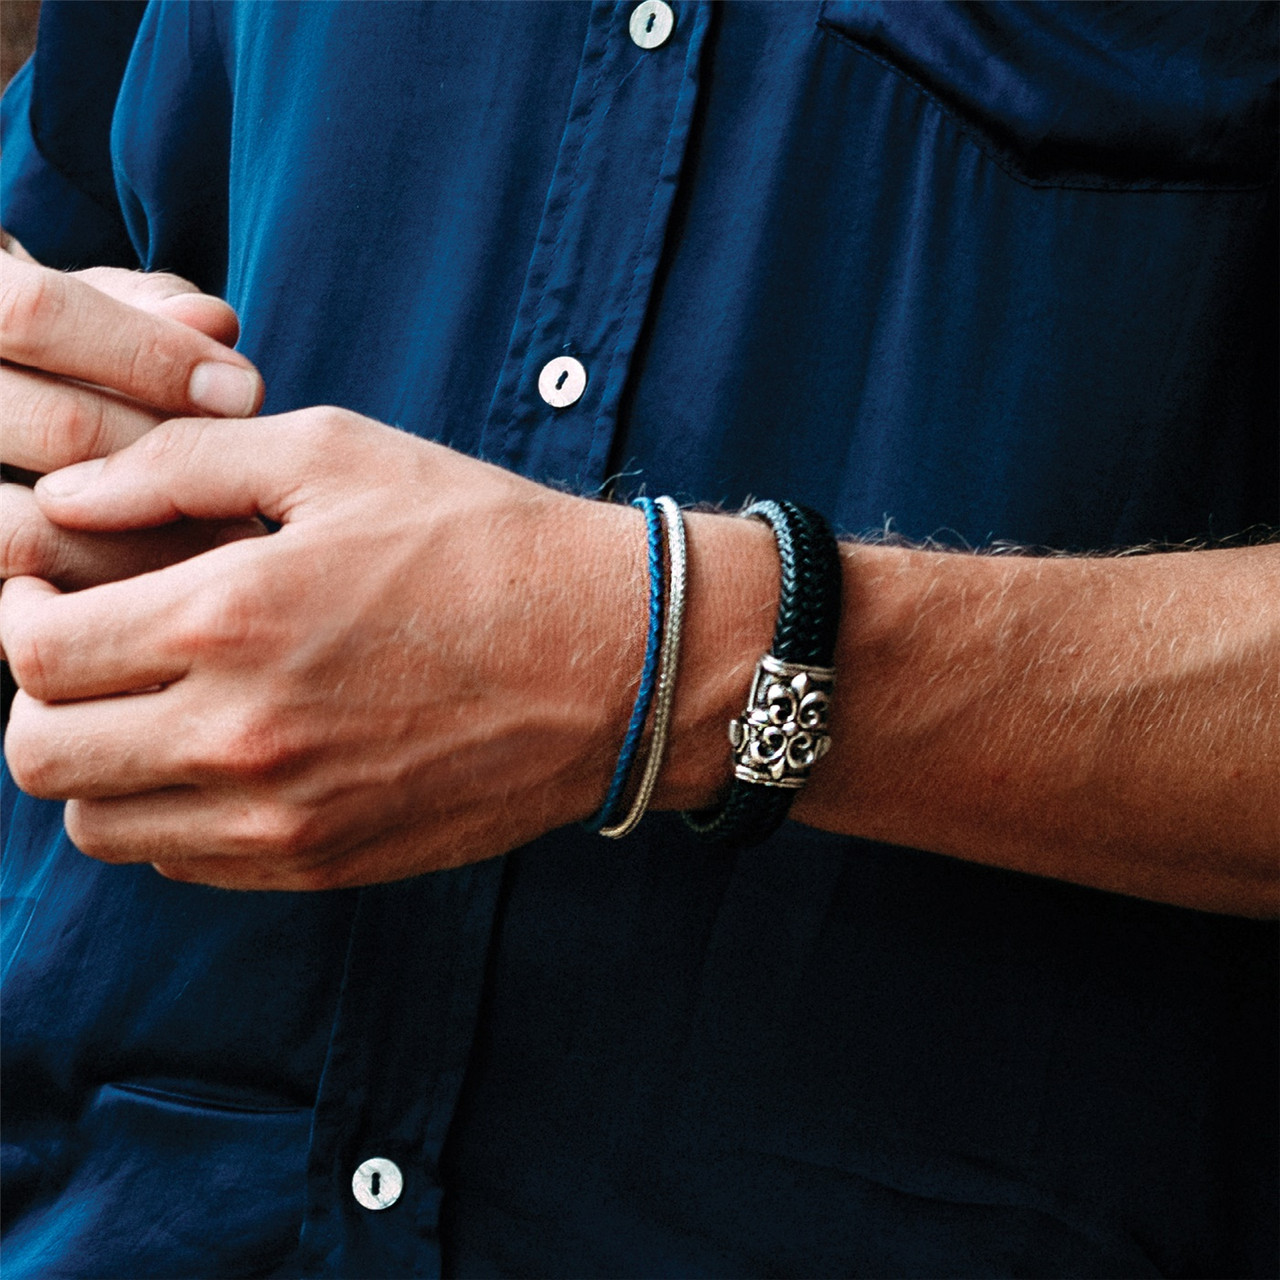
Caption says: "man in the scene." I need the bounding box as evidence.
[1,2,1276,1276]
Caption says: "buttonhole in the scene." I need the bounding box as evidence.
[556,370,569,390]
[646,11,656,31]
[370,1170,381,1197]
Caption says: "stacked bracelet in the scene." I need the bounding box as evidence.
[681,499,842,847]
[582,497,665,833]
[601,496,688,838]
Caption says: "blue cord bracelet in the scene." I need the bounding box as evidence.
[583,496,665,833]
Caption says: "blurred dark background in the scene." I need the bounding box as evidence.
[2,0,40,91]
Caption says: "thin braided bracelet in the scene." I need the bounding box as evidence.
[583,496,665,833]
[601,496,688,839]
[682,499,842,847]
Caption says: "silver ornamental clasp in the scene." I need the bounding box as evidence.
[728,654,837,789]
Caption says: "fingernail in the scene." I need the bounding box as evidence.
[189,361,261,417]
[38,456,106,498]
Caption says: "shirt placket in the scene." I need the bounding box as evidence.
[294,8,711,1274]
[294,861,505,1278]
[480,0,713,493]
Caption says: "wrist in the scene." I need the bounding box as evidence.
[538,495,656,824]
[648,510,779,812]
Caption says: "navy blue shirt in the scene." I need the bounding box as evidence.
[2,3,1276,1276]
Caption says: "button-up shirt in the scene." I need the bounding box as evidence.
[2,3,1276,1275]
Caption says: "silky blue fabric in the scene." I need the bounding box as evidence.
[2,3,1276,1276]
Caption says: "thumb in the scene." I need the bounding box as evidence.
[32,411,353,531]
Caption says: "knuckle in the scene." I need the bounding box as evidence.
[2,620,55,701]
[4,716,57,799]
[135,419,199,470]
[232,801,317,861]
[314,405,352,434]
[61,802,126,863]
[297,405,355,459]
[0,265,63,359]
[207,706,295,779]
[122,324,176,394]
[60,800,95,851]
[34,383,111,465]
[175,576,263,656]
[0,491,52,579]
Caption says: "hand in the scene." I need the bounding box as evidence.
[13,398,1265,912]
[1,254,266,590]
[1,408,648,889]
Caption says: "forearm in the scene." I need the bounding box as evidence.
[658,523,1280,916]
[12,409,1276,906]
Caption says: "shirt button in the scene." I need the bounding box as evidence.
[629,0,675,49]
[352,1157,403,1211]
[538,355,588,408]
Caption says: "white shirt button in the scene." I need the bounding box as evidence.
[629,0,675,50]
[352,1157,403,1210]
[538,355,588,408]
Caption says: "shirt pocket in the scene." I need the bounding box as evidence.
[815,0,1278,190]
[3,1081,313,1279]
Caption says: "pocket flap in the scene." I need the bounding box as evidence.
[817,1,1278,189]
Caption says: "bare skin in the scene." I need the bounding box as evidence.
[658,530,1280,916]
[1,257,1276,913]
[1,251,265,592]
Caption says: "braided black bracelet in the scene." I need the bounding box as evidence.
[681,500,842,847]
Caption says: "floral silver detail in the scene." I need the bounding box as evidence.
[728,654,836,789]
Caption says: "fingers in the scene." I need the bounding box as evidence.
[98,809,422,892]
[73,267,242,346]
[1,268,249,481]
[0,482,263,590]
[0,256,263,418]
[0,364,162,471]
[154,292,242,346]
[0,573,191,701]
[4,688,198,799]
[66,790,336,882]
[64,790,308,868]
[6,683,328,861]
[34,409,364,530]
